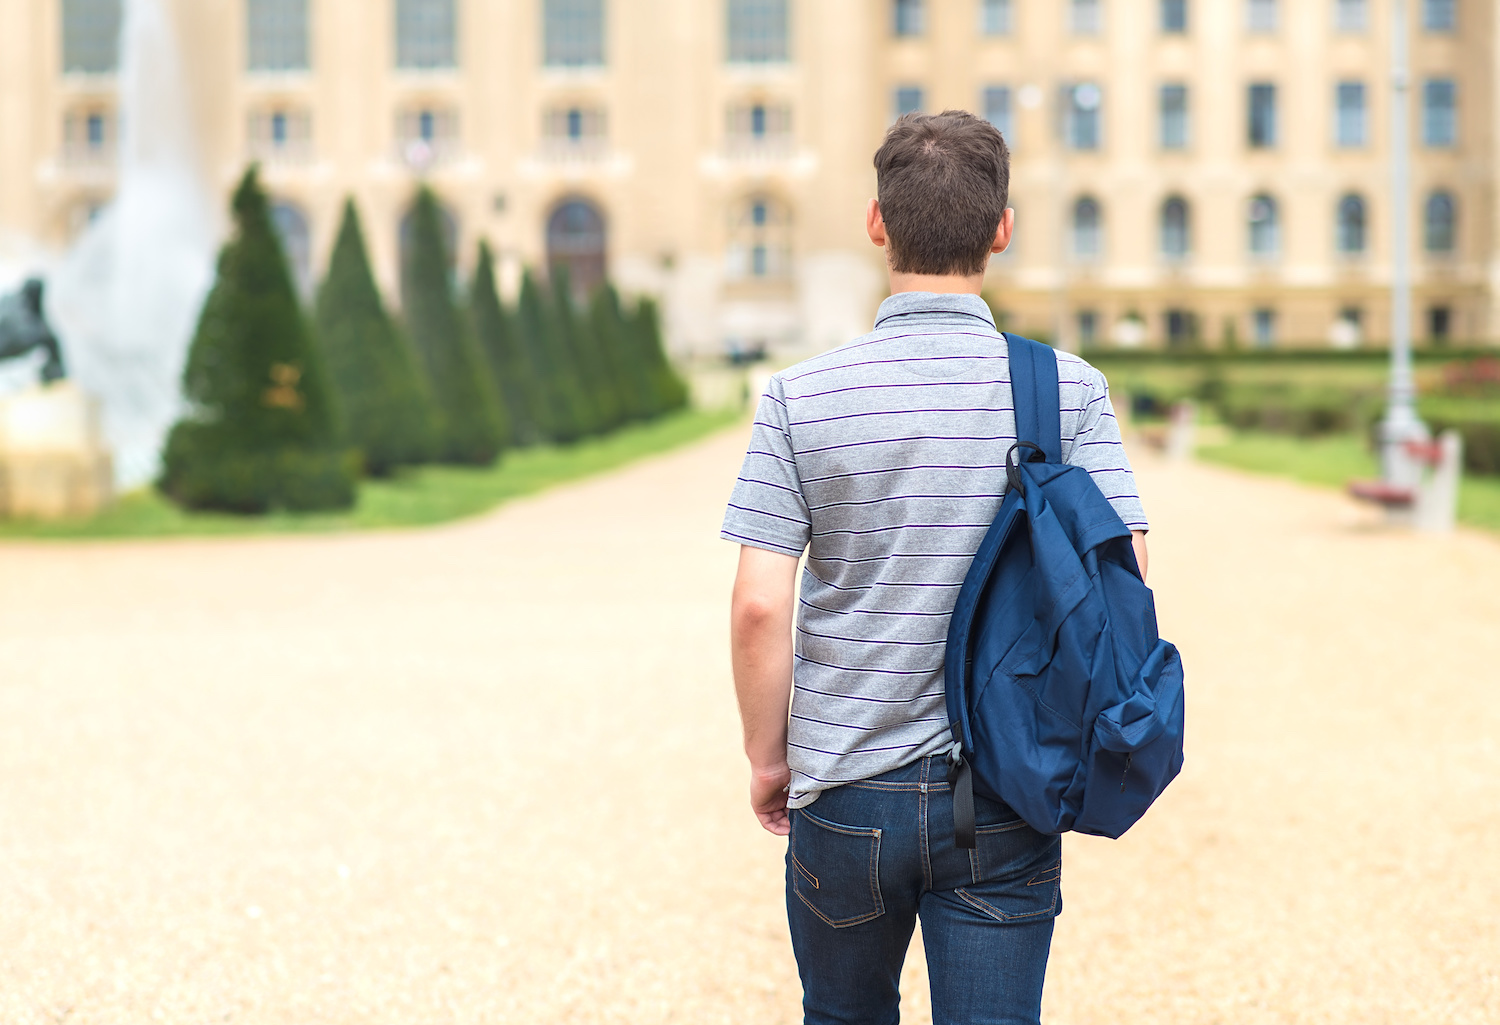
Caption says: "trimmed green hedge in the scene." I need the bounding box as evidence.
[1420,399,1500,477]
[1214,384,1385,437]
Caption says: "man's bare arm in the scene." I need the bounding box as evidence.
[1132,530,1149,582]
[730,545,800,836]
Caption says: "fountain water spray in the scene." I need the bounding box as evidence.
[45,0,218,487]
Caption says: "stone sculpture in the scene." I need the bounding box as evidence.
[0,279,113,519]
[0,279,67,384]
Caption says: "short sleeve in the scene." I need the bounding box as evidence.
[720,375,811,557]
[1059,361,1150,532]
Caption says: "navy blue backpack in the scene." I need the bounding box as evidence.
[944,334,1185,844]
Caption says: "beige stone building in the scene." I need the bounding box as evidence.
[0,0,1495,355]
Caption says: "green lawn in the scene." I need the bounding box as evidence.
[1197,431,1500,533]
[0,406,744,541]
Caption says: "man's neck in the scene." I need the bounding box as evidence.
[887,271,986,296]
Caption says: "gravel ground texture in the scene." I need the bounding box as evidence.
[0,425,1496,1024]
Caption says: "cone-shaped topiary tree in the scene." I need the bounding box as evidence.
[629,295,689,416]
[470,242,541,446]
[548,266,618,436]
[516,268,590,443]
[401,186,504,465]
[589,283,653,423]
[159,166,355,513]
[316,198,438,475]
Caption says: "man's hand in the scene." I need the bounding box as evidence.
[751,763,792,836]
[1132,530,1149,582]
[731,546,800,835]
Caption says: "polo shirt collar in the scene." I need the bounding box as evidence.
[873,291,998,331]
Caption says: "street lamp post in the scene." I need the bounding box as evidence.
[1380,0,1428,492]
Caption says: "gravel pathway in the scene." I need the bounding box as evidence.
[0,426,1495,1024]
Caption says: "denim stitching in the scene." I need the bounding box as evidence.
[918,758,933,891]
[955,884,1059,922]
[1026,864,1061,886]
[795,889,883,929]
[791,852,820,889]
[800,809,881,838]
[975,820,1028,835]
[794,810,886,928]
[848,780,951,793]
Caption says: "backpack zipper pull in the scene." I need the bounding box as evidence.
[1120,753,1133,793]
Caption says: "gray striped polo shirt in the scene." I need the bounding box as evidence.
[721,291,1148,809]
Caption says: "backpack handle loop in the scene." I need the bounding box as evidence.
[1005,440,1046,498]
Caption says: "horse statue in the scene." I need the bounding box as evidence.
[0,278,67,384]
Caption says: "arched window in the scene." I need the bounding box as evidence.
[399,198,459,275]
[62,0,122,74]
[1336,194,1366,254]
[544,0,605,67]
[270,201,312,296]
[1161,196,1190,259]
[546,197,607,298]
[1424,190,1456,253]
[728,194,792,279]
[1072,196,1101,259]
[1248,193,1279,256]
[396,0,457,70]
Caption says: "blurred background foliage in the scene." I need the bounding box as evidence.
[1089,347,1500,530]
[146,169,693,522]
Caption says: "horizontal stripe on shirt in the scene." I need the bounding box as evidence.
[720,291,1149,810]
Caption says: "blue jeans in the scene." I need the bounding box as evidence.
[786,755,1061,1025]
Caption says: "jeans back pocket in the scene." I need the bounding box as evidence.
[789,808,885,929]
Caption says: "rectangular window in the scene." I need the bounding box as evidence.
[1428,306,1452,342]
[1422,0,1455,30]
[1335,81,1366,147]
[1077,310,1098,346]
[248,0,309,71]
[1247,0,1277,32]
[1071,0,1102,35]
[1335,0,1366,31]
[1166,309,1198,348]
[983,86,1013,143]
[727,102,792,147]
[248,107,313,161]
[543,106,607,146]
[62,0,122,74]
[981,0,1013,34]
[544,0,604,67]
[1248,82,1277,147]
[1160,84,1188,149]
[1423,78,1456,147]
[893,0,924,36]
[63,107,115,164]
[728,0,788,63]
[1252,308,1276,347]
[1065,83,1103,149]
[1161,0,1187,32]
[395,106,459,165]
[894,86,924,120]
[396,0,456,69]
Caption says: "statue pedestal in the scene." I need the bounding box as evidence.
[0,382,114,520]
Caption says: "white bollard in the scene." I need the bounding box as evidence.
[1166,400,1197,462]
[1414,429,1462,534]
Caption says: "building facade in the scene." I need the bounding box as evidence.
[0,0,1495,354]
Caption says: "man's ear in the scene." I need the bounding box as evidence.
[866,199,887,248]
[991,208,1015,254]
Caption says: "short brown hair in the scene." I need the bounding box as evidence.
[873,110,1011,276]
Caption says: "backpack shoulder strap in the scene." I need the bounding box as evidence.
[1003,333,1062,464]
